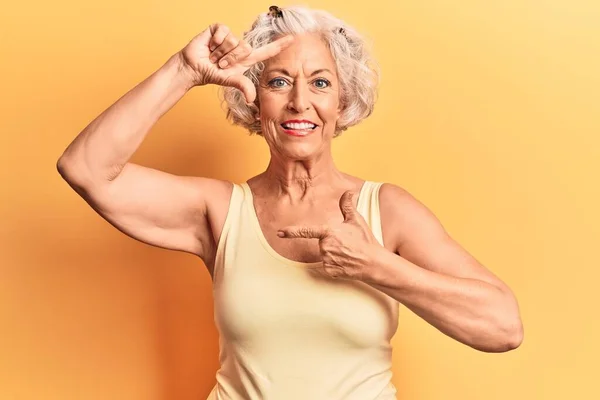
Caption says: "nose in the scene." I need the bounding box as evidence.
[287,81,311,112]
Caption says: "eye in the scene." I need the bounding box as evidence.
[314,78,330,89]
[268,78,288,88]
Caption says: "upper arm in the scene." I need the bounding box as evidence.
[379,183,511,293]
[59,161,221,259]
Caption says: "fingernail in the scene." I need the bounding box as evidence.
[209,55,217,63]
[277,231,285,237]
[219,59,229,68]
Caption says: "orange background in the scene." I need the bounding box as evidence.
[1,0,598,399]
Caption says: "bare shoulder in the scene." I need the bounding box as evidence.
[378,182,512,293]
[202,177,236,222]
[197,176,235,208]
[378,182,446,255]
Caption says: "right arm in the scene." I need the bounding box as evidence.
[56,52,216,258]
[56,25,293,260]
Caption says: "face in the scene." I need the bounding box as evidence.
[256,32,341,160]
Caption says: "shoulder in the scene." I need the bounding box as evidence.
[378,182,425,212]
[196,177,235,204]
[378,182,447,255]
[195,178,238,227]
[180,176,234,215]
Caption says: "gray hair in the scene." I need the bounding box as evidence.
[218,5,380,138]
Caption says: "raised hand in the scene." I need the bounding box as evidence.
[178,23,294,102]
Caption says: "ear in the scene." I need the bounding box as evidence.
[335,107,343,134]
[336,98,345,120]
[253,103,260,120]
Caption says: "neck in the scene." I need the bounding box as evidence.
[258,152,346,202]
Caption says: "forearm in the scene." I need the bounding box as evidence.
[365,248,523,353]
[57,52,195,183]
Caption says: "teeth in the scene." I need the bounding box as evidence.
[282,123,316,130]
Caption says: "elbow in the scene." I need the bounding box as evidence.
[473,320,523,353]
[57,156,80,184]
[486,312,524,353]
[56,155,92,192]
[56,150,76,175]
[493,286,524,352]
[504,318,524,351]
[56,156,68,176]
[56,156,72,181]
[57,154,91,185]
[502,290,524,351]
[475,292,524,353]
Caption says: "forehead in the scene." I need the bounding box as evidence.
[263,32,337,75]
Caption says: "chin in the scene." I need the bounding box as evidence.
[278,140,322,158]
[283,146,315,158]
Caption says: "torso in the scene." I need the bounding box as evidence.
[201,175,400,279]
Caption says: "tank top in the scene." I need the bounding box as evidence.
[207,181,399,400]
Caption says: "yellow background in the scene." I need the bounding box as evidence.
[1,0,598,399]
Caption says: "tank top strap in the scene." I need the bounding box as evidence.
[356,181,385,247]
[213,182,245,283]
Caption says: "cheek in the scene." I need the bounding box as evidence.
[315,97,340,120]
[257,90,283,113]
[261,119,282,142]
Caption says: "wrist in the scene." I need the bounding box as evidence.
[171,51,200,91]
[363,245,392,285]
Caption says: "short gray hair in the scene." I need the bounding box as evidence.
[219,5,380,138]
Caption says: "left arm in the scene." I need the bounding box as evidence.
[366,184,524,353]
[277,185,524,353]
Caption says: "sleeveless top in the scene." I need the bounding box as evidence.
[207,181,399,400]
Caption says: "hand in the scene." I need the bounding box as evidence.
[277,191,383,281]
[177,23,294,102]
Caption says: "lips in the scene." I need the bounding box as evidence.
[280,120,318,130]
[280,124,316,137]
[279,119,318,138]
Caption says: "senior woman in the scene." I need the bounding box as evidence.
[57,5,523,400]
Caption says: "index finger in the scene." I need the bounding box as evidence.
[244,35,295,65]
[277,224,329,239]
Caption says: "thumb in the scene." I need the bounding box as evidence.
[225,74,256,104]
[339,190,358,222]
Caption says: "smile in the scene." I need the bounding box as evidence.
[280,121,318,136]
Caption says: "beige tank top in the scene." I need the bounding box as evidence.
[207,181,399,400]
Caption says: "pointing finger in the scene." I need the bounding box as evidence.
[244,35,294,65]
[277,225,329,239]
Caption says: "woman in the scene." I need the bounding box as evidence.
[57,5,523,400]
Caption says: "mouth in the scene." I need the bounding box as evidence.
[280,122,318,137]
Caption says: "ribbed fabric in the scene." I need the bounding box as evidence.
[207,181,399,400]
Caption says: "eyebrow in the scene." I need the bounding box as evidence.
[265,68,333,76]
